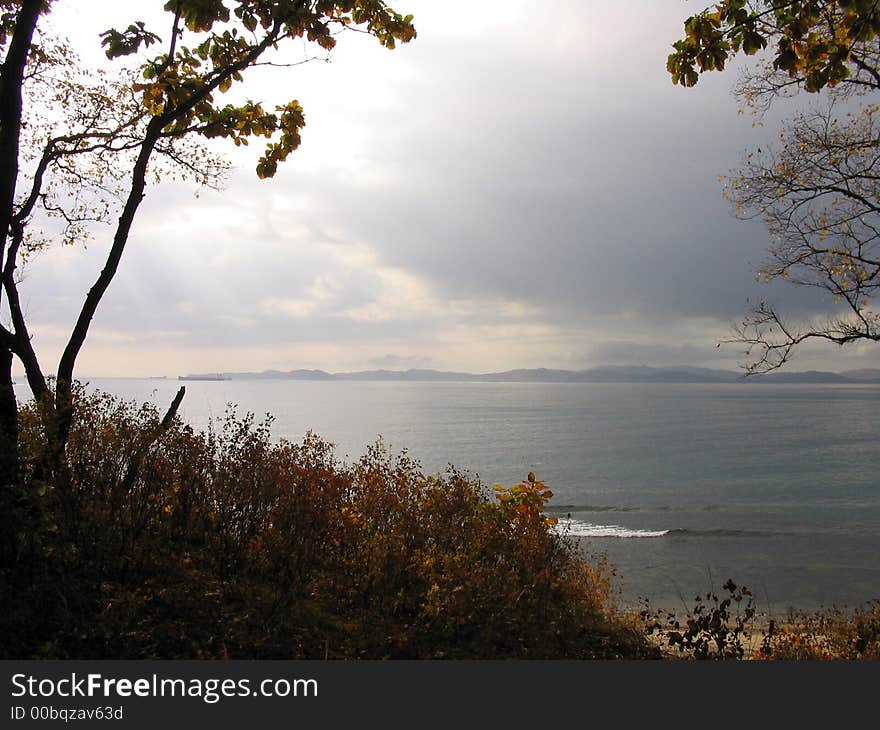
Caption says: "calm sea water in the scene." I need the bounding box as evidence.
[30,378,880,613]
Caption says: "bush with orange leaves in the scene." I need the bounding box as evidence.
[0,387,653,659]
[754,601,880,660]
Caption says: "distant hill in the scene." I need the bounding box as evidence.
[177,365,880,384]
[336,368,474,381]
[841,368,880,382]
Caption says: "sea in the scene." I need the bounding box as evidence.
[25,378,880,615]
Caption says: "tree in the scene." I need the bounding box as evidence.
[0,0,415,487]
[669,1,880,372]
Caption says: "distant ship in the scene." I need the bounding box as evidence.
[178,373,227,381]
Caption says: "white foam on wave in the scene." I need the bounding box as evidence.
[552,517,668,539]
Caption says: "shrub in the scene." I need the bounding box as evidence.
[755,601,880,660]
[641,579,760,660]
[0,388,653,659]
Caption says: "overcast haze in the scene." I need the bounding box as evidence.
[14,0,880,377]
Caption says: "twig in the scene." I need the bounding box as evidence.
[121,386,185,492]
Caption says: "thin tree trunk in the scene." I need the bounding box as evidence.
[50,122,163,469]
[0,1,45,487]
[35,18,282,468]
[120,385,185,493]
[0,0,42,265]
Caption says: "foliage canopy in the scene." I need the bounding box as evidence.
[1,388,647,659]
[669,0,880,93]
[670,1,880,371]
[0,0,415,480]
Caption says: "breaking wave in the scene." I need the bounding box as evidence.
[552,518,781,539]
[552,517,668,539]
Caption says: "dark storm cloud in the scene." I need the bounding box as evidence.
[252,9,832,327]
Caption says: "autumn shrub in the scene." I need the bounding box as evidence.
[640,578,880,661]
[754,601,880,660]
[0,387,653,659]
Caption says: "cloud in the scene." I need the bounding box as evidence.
[586,341,726,367]
[367,353,435,369]
[11,0,878,377]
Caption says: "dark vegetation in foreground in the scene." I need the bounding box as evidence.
[1,388,877,660]
[642,581,880,660]
[0,388,650,659]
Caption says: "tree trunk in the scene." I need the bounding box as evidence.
[52,118,164,462]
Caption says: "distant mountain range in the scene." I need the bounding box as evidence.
[176,365,880,384]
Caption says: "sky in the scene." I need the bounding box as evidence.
[12,0,880,376]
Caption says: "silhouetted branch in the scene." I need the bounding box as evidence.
[121,386,186,493]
